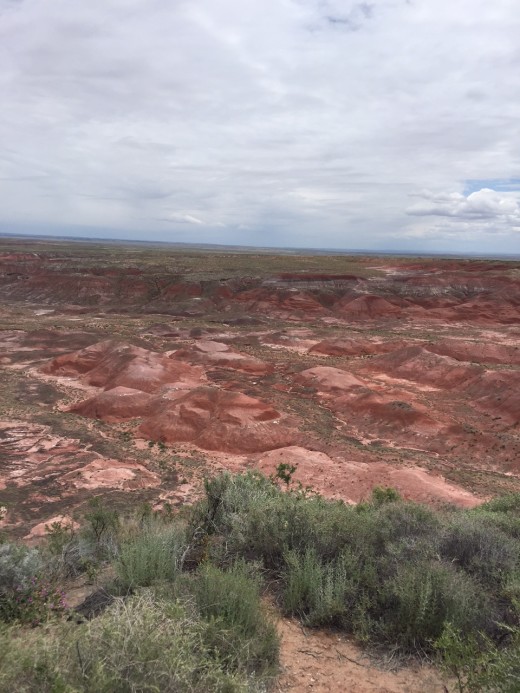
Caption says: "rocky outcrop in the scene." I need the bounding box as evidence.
[60,459,160,490]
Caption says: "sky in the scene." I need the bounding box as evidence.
[1,0,520,255]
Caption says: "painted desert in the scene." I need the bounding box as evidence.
[1,238,519,691]
[2,239,519,533]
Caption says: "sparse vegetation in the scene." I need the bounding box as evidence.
[1,471,520,690]
[0,493,279,691]
[192,472,520,683]
[115,519,187,589]
[0,591,272,692]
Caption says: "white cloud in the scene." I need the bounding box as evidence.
[0,0,520,252]
[162,213,205,225]
[406,188,520,228]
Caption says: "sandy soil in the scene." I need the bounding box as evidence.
[275,618,447,692]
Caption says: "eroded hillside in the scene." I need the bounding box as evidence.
[1,239,519,539]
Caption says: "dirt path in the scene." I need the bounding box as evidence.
[275,618,447,692]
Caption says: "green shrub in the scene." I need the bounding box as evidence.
[439,515,520,588]
[191,472,520,656]
[380,561,488,650]
[193,472,280,540]
[2,576,67,626]
[435,623,491,692]
[0,543,42,591]
[0,543,44,623]
[477,511,520,542]
[375,501,440,543]
[283,548,325,618]
[192,472,383,568]
[192,561,279,678]
[479,493,520,515]
[370,485,401,506]
[282,548,488,651]
[116,520,187,590]
[283,547,374,631]
[482,629,520,692]
[435,623,520,693]
[83,497,120,554]
[191,472,292,568]
[44,520,76,556]
[0,591,266,692]
[271,462,297,487]
[50,533,102,580]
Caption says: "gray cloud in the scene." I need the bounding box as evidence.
[1,0,520,253]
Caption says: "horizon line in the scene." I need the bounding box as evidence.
[0,231,519,261]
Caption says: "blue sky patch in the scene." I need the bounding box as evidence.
[464,179,520,195]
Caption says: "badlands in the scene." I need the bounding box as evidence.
[1,238,519,540]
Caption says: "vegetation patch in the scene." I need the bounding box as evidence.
[2,471,520,690]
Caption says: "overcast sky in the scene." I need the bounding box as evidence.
[1,0,520,254]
